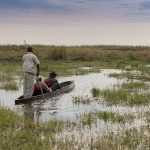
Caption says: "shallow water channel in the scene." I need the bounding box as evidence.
[0,69,140,122]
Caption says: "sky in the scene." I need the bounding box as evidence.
[1,0,150,45]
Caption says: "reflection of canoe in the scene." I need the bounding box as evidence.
[15,81,75,105]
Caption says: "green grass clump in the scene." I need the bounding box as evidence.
[108,72,137,79]
[121,81,148,90]
[144,111,150,124]
[95,111,135,123]
[2,45,150,62]
[0,107,19,129]
[98,89,150,105]
[80,112,95,127]
[91,87,101,97]
[93,126,150,150]
[79,111,135,126]
[91,80,150,105]
[72,96,94,105]
[0,82,18,90]
[0,107,71,150]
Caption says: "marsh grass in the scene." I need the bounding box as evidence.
[79,111,135,126]
[91,87,101,97]
[109,71,150,81]
[0,82,18,90]
[144,111,150,123]
[2,45,150,62]
[1,45,150,149]
[41,60,102,77]
[98,89,150,105]
[121,81,147,89]
[91,80,150,105]
[55,124,150,150]
[72,96,96,105]
[119,81,149,91]
[0,107,71,150]
[0,62,22,90]
[92,125,150,150]
[0,106,149,149]
[0,70,20,90]
[95,111,135,123]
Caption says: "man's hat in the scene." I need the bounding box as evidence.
[49,71,57,76]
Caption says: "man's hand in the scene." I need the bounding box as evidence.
[36,71,39,77]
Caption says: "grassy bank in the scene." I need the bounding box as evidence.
[1,45,150,62]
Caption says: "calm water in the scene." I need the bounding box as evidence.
[0,69,142,121]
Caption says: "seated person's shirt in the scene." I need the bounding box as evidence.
[44,78,61,91]
[33,81,51,95]
[44,78,58,87]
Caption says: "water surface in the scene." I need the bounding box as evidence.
[0,69,143,121]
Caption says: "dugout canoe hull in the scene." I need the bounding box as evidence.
[15,81,75,105]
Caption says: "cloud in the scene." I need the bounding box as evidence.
[1,0,150,22]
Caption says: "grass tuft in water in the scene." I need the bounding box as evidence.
[91,87,101,97]
[72,96,95,105]
[121,81,148,91]
[79,111,135,126]
[97,89,150,105]
[0,82,18,90]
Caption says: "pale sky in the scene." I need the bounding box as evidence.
[1,0,150,45]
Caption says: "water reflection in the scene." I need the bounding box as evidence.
[23,104,34,121]
[0,69,132,121]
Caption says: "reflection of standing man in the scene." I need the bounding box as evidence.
[22,47,40,98]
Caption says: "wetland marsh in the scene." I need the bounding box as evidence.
[0,45,150,149]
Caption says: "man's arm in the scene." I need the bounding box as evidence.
[42,83,52,94]
[36,64,40,76]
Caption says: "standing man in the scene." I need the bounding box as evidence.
[22,47,40,98]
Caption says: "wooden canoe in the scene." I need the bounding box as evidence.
[15,80,75,105]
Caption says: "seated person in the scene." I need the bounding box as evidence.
[44,71,61,91]
[33,77,52,96]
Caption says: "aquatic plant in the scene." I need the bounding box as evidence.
[98,89,150,105]
[79,111,135,126]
